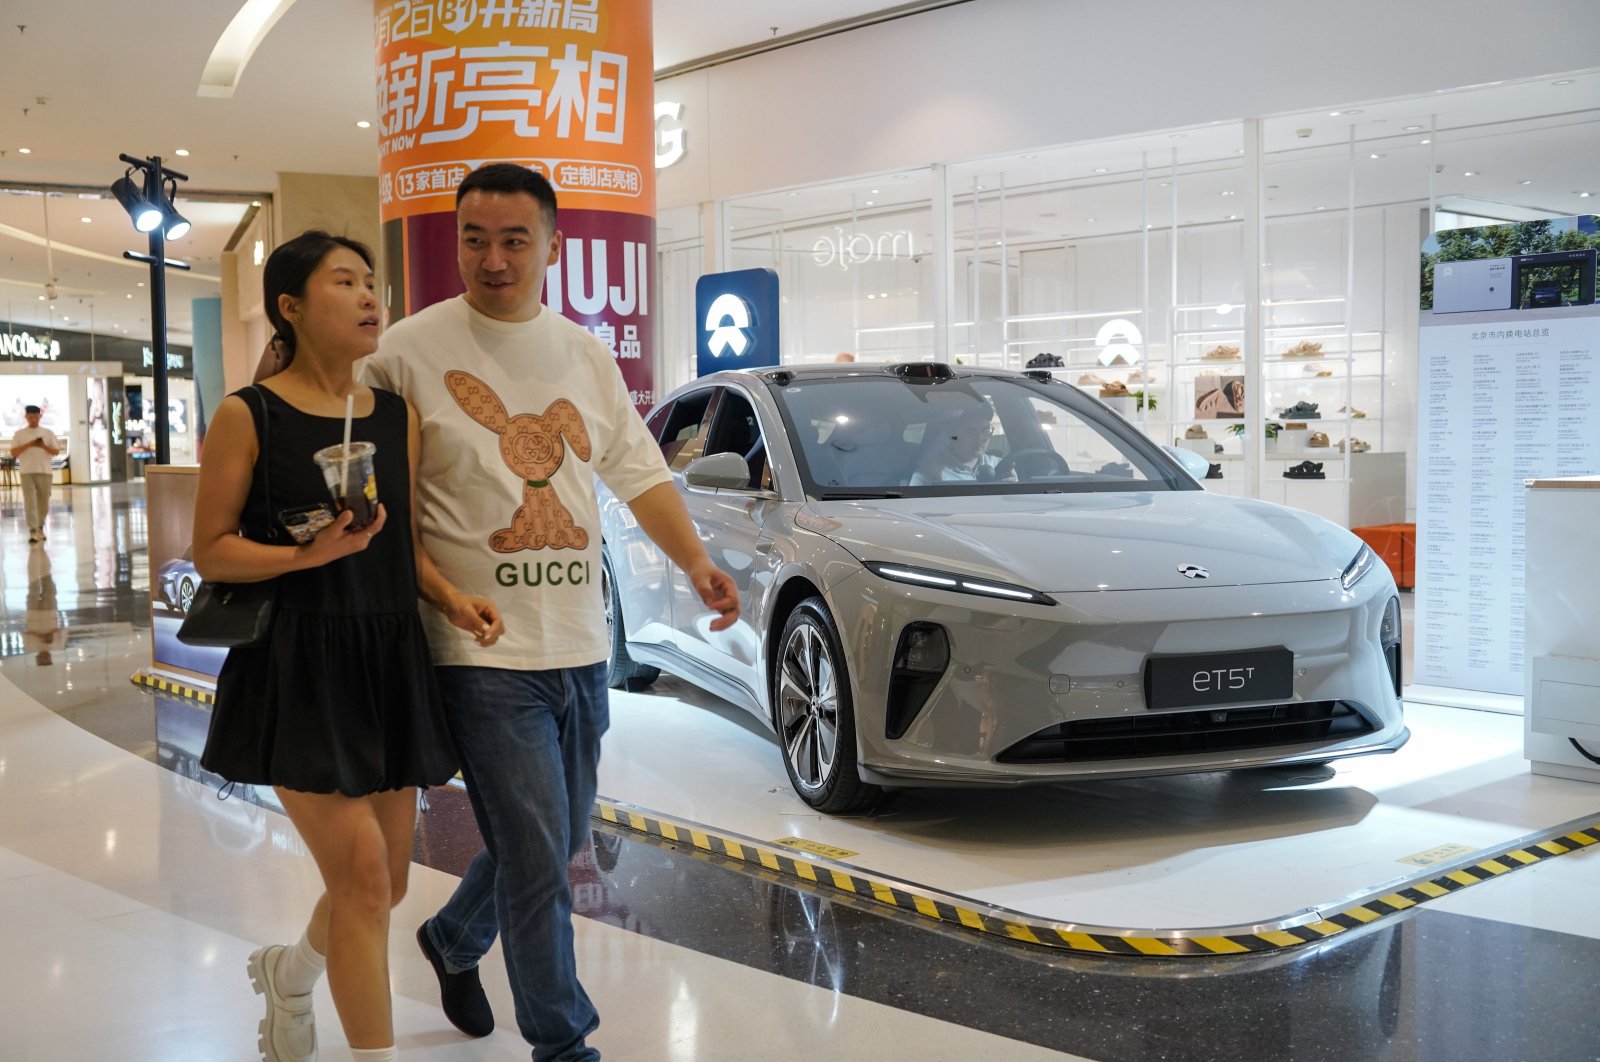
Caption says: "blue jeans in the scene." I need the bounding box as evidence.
[425,663,609,1062]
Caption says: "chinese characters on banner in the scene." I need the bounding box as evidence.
[374,0,656,411]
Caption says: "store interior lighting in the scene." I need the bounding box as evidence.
[110,173,163,233]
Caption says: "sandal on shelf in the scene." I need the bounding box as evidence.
[1283,460,1325,480]
[1206,463,1224,480]
[1307,431,1330,447]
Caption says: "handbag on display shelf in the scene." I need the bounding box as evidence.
[177,387,280,649]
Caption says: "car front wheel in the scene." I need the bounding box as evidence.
[177,578,196,614]
[775,597,881,814]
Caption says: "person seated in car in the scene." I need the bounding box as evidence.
[911,405,1011,484]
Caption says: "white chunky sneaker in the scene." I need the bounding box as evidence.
[247,945,317,1061]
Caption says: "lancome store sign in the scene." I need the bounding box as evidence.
[1,330,62,361]
[0,323,191,376]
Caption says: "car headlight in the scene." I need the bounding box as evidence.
[1341,544,1377,590]
[864,561,1056,606]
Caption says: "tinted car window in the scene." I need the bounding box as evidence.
[770,374,1194,496]
[644,401,674,442]
[704,389,771,490]
[659,389,715,471]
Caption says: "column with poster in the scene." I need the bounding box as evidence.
[374,0,656,411]
[1411,216,1600,708]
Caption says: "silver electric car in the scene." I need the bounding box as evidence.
[600,363,1406,813]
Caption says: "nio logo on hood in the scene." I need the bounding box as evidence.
[1178,564,1209,580]
[704,293,752,359]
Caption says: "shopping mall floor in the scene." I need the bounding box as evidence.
[3,484,1599,1062]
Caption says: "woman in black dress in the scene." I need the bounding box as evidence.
[194,231,503,1062]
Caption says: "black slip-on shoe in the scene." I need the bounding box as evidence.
[416,922,495,1038]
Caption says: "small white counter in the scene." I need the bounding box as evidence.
[1525,476,1600,782]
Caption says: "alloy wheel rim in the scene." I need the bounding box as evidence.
[778,620,839,789]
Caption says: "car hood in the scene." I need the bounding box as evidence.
[808,491,1362,593]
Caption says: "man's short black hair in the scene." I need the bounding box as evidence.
[456,163,557,232]
[23,404,40,414]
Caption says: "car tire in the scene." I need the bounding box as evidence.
[774,597,882,815]
[602,552,659,692]
[177,578,196,614]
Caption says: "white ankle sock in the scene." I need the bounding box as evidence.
[349,1048,398,1061]
[273,929,326,996]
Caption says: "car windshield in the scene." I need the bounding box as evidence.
[769,372,1197,497]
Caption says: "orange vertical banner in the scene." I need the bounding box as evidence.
[374,0,657,408]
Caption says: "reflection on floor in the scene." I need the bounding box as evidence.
[3,484,1600,1061]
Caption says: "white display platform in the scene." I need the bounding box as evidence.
[600,679,1600,931]
[1524,476,1600,782]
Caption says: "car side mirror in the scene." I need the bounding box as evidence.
[683,451,752,490]
[1163,445,1211,483]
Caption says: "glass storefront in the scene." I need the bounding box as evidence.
[704,71,1600,527]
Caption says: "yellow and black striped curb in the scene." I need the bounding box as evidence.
[130,669,215,705]
[593,796,1600,958]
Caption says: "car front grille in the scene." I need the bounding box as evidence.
[996,701,1376,764]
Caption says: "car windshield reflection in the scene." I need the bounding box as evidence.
[770,374,1193,497]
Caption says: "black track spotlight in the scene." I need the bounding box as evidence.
[162,184,190,240]
[111,172,163,233]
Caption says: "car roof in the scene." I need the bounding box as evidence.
[716,362,1045,387]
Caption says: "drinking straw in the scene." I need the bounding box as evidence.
[342,392,354,452]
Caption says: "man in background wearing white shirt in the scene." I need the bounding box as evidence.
[10,404,60,543]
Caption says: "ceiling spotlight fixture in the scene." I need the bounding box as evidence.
[1315,205,1327,211]
[1554,79,1575,86]
[1220,190,1235,197]
[111,172,164,232]
[1085,217,1096,223]
[356,120,372,129]
[251,199,262,207]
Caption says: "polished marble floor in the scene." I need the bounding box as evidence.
[4,484,1600,1061]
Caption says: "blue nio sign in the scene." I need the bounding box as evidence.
[695,268,779,378]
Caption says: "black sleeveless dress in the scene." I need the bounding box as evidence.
[200,386,458,795]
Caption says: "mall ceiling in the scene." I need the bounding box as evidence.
[0,0,933,343]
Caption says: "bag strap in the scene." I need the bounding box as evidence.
[246,385,277,541]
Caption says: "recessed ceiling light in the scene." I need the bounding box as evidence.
[1093,167,1107,174]
[137,281,145,287]
[37,294,44,301]
[864,200,874,206]
[1220,190,1235,197]
[175,148,190,157]
[18,147,30,154]
[356,120,372,129]
[80,216,91,223]
[126,293,133,298]
[1579,191,1595,198]
[1464,170,1476,176]
[1554,79,1575,86]
[1519,179,1533,185]
[251,199,262,207]
[867,293,876,300]
[1085,217,1096,223]
[1344,108,1363,115]
[1404,125,1424,132]
[1420,138,1431,145]
[1170,133,1187,140]
[1315,205,1327,211]
[1329,111,1341,117]
[1226,214,1240,221]
[1369,153,1384,159]
[870,188,879,194]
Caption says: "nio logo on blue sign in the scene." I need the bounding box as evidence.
[704,293,752,358]
[695,268,779,378]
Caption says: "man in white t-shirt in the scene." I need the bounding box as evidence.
[365,164,738,1062]
[10,404,60,543]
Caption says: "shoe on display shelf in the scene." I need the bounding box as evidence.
[1283,460,1325,480]
[1206,462,1224,479]
[1098,380,1130,398]
[1202,343,1241,360]
[1338,438,1372,453]
[1307,431,1330,448]
[1277,401,1321,420]
[1280,340,1324,358]
[1337,405,1367,418]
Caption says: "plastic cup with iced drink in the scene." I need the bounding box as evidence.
[312,441,378,530]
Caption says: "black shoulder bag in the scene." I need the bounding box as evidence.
[177,387,279,648]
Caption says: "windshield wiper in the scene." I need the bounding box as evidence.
[813,488,905,500]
